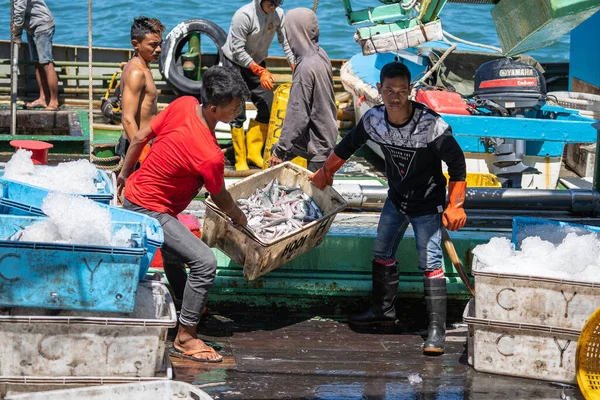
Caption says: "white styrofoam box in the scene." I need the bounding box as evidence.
[4,381,211,400]
[464,299,581,384]
[564,143,596,178]
[0,281,176,378]
[473,259,600,330]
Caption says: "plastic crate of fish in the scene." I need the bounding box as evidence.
[463,299,580,384]
[0,191,163,280]
[3,381,212,400]
[0,214,148,312]
[202,162,347,280]
[0,281,176,380]
[0,168,114,205]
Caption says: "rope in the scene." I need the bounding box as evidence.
[410,35,456,99]
[312,0,318,12]
[442,30,503,53]
[87,0,94,160]
[401,0,419,10]
[90,154,124,172]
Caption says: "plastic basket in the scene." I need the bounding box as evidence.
[443,172,502,188]
[0,214,148,312]
[202,162,347,280]
[0,168,114,205]
[577,307,600,399]
[0,188,163,280]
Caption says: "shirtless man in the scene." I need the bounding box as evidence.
[116,17,165,161]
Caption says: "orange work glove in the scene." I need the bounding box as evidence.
[291,63,295,72]
[443,181,467,231]
[249,61,275,91]
[309,153,346,190]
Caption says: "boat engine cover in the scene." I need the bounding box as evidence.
[473,58,546,108]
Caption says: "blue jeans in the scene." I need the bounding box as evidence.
[373,198,443,272]
[124,199,217,327]
[27,26,55,64]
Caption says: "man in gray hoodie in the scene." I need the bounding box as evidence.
[12,0,59,111]
[222,0,295,171]
[268,8,338,172]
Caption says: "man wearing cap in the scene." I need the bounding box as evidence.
[222,0,295,171]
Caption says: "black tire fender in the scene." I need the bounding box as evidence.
[159,19,227,96]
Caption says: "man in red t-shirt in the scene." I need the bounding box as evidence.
[117,66,249,363]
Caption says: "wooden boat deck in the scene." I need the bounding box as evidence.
[170,302,584,399]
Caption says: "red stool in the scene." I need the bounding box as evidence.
[10,140,54,165]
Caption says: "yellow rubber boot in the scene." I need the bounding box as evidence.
[246,119,268,168]
[231,126,249,171]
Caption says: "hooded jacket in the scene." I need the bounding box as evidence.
[13,0,54,36]
[271,8,338,163]
[222,0,294,68]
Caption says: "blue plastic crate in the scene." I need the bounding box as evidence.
[0,168,114,205]
[512,216,600,250]
[0,189,163,280]
[0,215,147,312]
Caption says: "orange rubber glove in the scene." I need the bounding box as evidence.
[291,63,295,72]
[249,62,275,91]
[309,153,346,189]
[443,181,467,231]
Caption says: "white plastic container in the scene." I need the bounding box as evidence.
[473,258,600,330]
[564,142,596,178]
[463,299,580,384]
[202,162,347,280]
[548,91,600,120]
[0,281,176,378]
[4,381,211,400]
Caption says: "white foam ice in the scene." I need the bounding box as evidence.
[14,192,134,247]
[472,230,600,283]
[4,149,99,194]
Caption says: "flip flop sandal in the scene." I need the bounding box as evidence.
[169,346,223,363]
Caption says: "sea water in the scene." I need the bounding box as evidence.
[0,0,569,62]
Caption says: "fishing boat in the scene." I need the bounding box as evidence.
[339,0,600,190]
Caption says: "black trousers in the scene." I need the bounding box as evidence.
[223,57,273,127]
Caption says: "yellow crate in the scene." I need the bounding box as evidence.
[444,172,502,188]
[577,307,600,399]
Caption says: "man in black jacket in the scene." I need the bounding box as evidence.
[311,62,467,355]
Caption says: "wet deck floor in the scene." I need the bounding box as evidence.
[169,308,583,400]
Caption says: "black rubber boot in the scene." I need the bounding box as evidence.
[423,277,447,355]
[349,261,399,326]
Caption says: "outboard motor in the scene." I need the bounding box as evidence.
[473,58,547,188]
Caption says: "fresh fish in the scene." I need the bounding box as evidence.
[236,178,325,241]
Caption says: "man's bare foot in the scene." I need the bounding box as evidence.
[25,99,47,109]
[173,324,223,363]
[44,105,59,111]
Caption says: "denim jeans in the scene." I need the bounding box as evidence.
[27,26,54,64]
[372,198,443,272]
[124,199,217,326]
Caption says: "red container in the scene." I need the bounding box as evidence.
[150,214,201,269]
[10,140,54,165]
[415,88,471,115]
